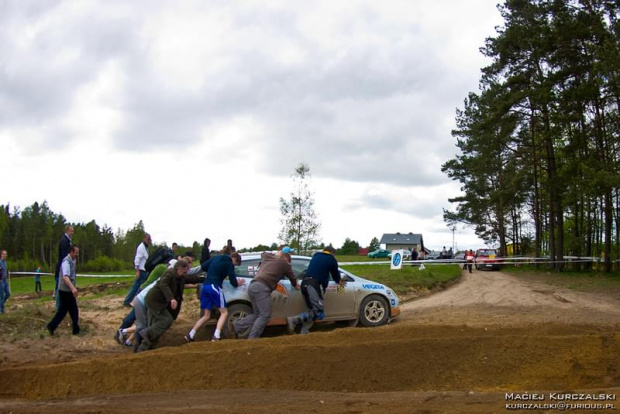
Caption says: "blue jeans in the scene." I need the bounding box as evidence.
[123,270,147,306]
[119,308,136,330]
[0,279,11,313]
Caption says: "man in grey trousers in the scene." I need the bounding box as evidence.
[233,248,299,339]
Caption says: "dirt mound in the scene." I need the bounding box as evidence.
[2,270,620,413]
[2,323,620,401]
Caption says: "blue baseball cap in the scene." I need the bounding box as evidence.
[281,246,293,254]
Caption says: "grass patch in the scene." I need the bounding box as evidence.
[336,255,374,263]
[501,264,620,294]
[0,302,51,341]
[7,275,134,296]
[341,263,461,297]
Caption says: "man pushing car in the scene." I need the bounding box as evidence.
[287,245,345,334]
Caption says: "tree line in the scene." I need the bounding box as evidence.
[0,200,379,272]
[0,201,151,272]
[442,0,620,271]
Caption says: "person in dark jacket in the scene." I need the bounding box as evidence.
[185,250,245,342]
[286,245,345,334]
[137,260,202,352]
[196,238,211,302]
[200,238,211,264]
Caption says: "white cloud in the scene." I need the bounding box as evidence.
[0,0,503,251]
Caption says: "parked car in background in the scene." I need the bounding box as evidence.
[368,249,391,259]
[223,254,401,338]
[426,251,441,260]
[475,248,502,270]
[388,249,411,260]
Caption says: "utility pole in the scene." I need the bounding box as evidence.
[451,225,456,252]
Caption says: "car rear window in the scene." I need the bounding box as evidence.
[236,259,260,278]
[236,257,310,279]
[291,258,309,277]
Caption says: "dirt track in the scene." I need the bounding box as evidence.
[2,269,620,413]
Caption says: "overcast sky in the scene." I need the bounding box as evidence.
[1,0,503,252]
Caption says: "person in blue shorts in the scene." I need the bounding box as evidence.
[185,249,245,342]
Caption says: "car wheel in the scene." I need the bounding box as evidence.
[223,303,253,339]
[359,295,389,327]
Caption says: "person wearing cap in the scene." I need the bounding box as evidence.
[232,247,299,339]
[286,244,344,334]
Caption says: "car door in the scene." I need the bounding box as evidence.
[280,258,311,317]
[322,271,356,320]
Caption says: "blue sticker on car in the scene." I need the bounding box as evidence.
[362,284,385,290]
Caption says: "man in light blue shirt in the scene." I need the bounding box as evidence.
[47,245,80,335]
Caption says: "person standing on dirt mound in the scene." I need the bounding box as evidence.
[123,233,151,307]
[232,247,299,339]
[185,248,245,343]
[47,245,80,335]
[137,260,203,352]
[286,245,344,335]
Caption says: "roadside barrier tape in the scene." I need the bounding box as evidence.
[341,258,617,266]
[8,272,132,278]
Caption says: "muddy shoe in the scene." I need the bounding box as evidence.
[211,336,220,342]
[184,334,194,344]
[46,324,54,336]
[114,329,124,345]
[286,317,297,334]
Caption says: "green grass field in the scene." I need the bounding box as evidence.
[7,274,134,296]
[7,260,462,299]
[335,255,374,263]
[341,262,462,296]
[501,264,620,293]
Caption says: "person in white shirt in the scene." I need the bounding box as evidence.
[123,233,151,307]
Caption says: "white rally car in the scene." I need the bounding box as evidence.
[219,254,401,338]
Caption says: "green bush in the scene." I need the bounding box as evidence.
[80,256,128,272]
[8,257,41,273]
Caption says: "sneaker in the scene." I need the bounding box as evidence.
[184,334,194,344]
[114,329,124,345]
[211,336,220,342]
[47,324,54,336]
[286,317,296,334]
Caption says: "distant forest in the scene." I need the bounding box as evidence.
[0,201,366,273]
[0,201,166,272]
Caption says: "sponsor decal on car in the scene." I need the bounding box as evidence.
[272,282,290,305]
[362,284,385,290]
